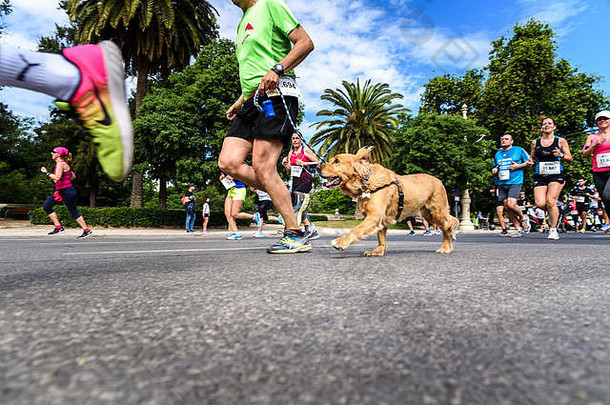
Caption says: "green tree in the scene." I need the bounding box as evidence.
[389,114,494,202]
[64,0,219,207]
[135,39,240,207]
[420,69,484,116]
[0,0,11,36]
[311,79,409,163]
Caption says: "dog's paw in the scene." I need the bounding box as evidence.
[331,237,349,251]
[436,246,453,254]
[364,248,385,257]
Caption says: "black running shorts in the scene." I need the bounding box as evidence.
[226,94,298,147]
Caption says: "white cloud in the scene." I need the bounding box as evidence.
[516,0,589,35]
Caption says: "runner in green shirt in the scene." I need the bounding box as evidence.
[219,0,314,254]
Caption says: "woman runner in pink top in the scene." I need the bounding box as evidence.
[41,147,92,238]
[582,110,610,234]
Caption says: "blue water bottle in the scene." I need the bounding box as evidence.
[262,100,275,118]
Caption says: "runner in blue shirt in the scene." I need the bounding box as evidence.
[492,133,531,237]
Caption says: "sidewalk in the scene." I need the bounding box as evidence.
[0,219,488,238]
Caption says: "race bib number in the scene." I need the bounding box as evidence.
[221,178,236,190]
[498,170,510,181]
[596,153,610,168]
[571,210,578,215]
[577,196,585,203]
[291,165,303,177]
[539,161,560,175]
[266,77,301,98]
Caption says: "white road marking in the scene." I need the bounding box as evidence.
[63,246,267,255]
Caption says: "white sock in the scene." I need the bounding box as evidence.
[549,227,557,232]
[0,44,81,100]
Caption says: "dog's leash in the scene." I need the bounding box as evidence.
[253,87,327,166]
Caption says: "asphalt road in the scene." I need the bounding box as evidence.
[2,231,609,405]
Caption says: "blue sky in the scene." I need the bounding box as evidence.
[1,0,608,139]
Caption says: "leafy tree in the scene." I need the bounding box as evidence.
[135,39,240,207]
[389,114,494,204]
[63,0,219,207]
[311,79,409,163]
[0,0,11,36]
[480,20,606,145]
[420,69,484,116]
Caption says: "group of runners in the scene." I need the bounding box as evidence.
[2,0,609,250]
[492,112,610,240]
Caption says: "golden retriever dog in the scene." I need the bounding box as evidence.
[320,147,459,256]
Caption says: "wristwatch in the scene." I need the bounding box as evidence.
[270,63,284,77]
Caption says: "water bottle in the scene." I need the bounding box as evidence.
[262,100,275,118]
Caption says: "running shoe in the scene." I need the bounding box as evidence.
[579,228,586,234]
[304,224,320,241]
[267,230,312,254]
[433,229,442,235]
[60,41,133,181]
[407,230,415,236]
[605,227,610,235]
[48,227,65,235]
[520,217,531,233]
[422,230,433,236]
[226,233,242,240]
[547,229,560,240]
[601,223,609,232]
[507,229,524,238]
[253,231,264,238]
[77,229,93,239]
[253,212,262,228]
[498,229,508,236]
[202,229,209,233]
[277,215,284,225]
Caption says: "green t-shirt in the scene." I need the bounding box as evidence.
[236,0,299,99]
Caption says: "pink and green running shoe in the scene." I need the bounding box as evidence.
[61,41,133,181]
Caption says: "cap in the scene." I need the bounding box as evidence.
[188,183,197,188]
[54,147,69,157]
[595,110,610,121]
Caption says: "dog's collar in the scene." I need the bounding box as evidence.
[363,178,405,220]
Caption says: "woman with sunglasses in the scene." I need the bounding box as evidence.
[582,110,610,234]
[40,147,92,238]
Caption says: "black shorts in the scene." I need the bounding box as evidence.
[226,94,298,147]
[575,203,588,214]
[533,174,565,187]
[497,184,522,202]
[202,214,210,218]
[255,200,273,221]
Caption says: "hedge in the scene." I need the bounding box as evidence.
[29,206,263,228]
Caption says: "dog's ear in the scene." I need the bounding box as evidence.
[354,146,374,163]
[353,147,373,179]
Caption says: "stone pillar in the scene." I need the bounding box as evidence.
[459,188,475,231]
[459,103,474,231]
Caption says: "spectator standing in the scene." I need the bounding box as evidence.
[582,110,610,234]
[183,184,197,233]
[202,197,211,233]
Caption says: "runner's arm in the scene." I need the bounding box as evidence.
[557,138,572,162]
[259,26,314,93]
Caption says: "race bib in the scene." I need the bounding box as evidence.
[291,165,303,177]
[498,170,510,181]
[596,153,610,168]
[539,161,560,175]
[577,196,585,203]
[571,210,578,215]
[266,77,301,98]
[221,178,236,190]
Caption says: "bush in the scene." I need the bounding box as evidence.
[308,189,355,214]
[29,206,253,228]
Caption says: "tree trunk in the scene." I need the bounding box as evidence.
[158,176,167,209]
[89,186,97,208]
[129,58,150,208]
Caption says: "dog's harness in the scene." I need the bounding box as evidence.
[361,167,405,220]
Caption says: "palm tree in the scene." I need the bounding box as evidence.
[311,79,409,163]
[64,0,218,206]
